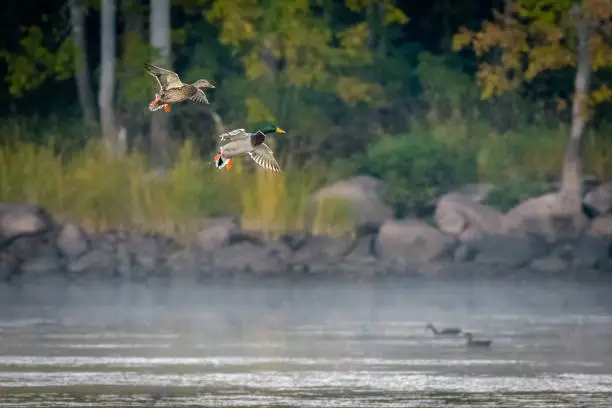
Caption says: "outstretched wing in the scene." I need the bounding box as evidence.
[145,63,183,90]
[218,128,246,142]
[248,143,281,173]
[190,89,210,104]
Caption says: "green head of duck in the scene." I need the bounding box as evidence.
[257,124,286,135]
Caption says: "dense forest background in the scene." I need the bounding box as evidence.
[1,0,612,238]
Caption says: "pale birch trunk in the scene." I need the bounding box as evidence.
[561,8,592,211]
[68,0,96,126]
[99,0,119,154]
[149,0,171,168]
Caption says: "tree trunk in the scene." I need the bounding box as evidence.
[122,0,143,33]
[68,0,96,126]
[560,9,592,210]
[99,0,119,154]
[149,0,171,168]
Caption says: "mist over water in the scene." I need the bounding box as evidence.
[0,278,611,407]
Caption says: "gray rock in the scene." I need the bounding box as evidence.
[344,235,376,261]
[67,249,116,278]
[435,193,504,236]
[588,215,612,237]
[114,242,134,278]
[451,183,496,203]
[503,193,588,242]
[131,248,159,280]
[472,235,548,269]
[197,217,240,252]
[529,254,569,273]
[305,176,393,236]
[583,182,612,216]
[453,243,477,262]
[0,203,54,248]
[166,248,210,280]
[211,242,289,276]
[57,223,90,258]
[570,235,611,270]
[334,257,386,279]
[376,219,456,264]
[292,235,351,264]
[0,253,20,281]
[20,255,64,277]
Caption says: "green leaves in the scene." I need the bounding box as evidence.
[0,26,75,98]
[205,0,407,115]
[453,0,612,108]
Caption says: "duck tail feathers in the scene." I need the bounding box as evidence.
[216,155,227,169]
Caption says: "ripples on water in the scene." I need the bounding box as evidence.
[0,279,611,407]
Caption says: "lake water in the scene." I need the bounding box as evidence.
[0,279,611,407]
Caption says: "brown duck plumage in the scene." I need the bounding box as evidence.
[425,323,462,336]
[145,63,215,112]
[463,332,492,348]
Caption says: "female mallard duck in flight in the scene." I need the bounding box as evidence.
[463,332,492,348]
[425,323,462,336]
[215,124,285,173]
[145,63,215,112]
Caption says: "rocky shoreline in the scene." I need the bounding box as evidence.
[1,176,612,285]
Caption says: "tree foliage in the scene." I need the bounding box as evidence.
[205,0,408,122]
[0,24,74,98]
[452,0,612,112]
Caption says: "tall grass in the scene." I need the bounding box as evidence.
[0,139,343,240]
[426,120,612,182]
[3,116,612,241]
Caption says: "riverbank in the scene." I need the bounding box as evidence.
[1,176,611,284]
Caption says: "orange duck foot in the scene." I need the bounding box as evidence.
[226,158,233,169]
[164,104,170,112]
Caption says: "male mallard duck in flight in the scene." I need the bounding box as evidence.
[425,323,462,336]
[145,63,215,112]
[214,124,285,173]
[463,332,492,348]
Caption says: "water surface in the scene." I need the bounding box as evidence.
[0,279,611,407]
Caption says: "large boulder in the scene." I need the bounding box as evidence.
[503,193,588,242]
[588,215,612,237]
[471,235,549,269]
[375,219,456,265]
[584,182,612,216]
[569,235,611,271]
[56,222,90,258]
[450,183,496,203]
[289,235,352,276]
[210,241,291,277]
[435,193,504,238]
[0,203,54,248]
[196,216,240,252]
[305,176,393,236]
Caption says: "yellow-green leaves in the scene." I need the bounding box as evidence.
[345,0,408,24]
[205,0,407,116]
[453,0,612,105]
[245,97,276,123]
[206,0,259,46]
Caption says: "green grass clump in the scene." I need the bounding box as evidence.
[0,139,342,241]
[425,119,612,183]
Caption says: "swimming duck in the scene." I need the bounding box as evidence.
[214,124,285,172]
[463,332,492,348]
[145,63,215,112]
[425,323,462,336]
